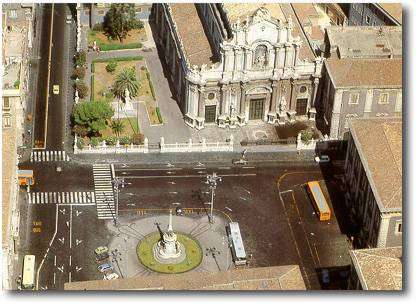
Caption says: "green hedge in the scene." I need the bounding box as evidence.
[156,107,163,124]
[99,42,142,51]
[93,56,143,63]
[90,74,94,102]
[146,70,156,101]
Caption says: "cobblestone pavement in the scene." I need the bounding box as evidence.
[106,213,232,278]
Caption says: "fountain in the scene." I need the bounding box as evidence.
[153,210,186,264]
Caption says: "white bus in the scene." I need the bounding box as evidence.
[227,222,247,266]
[22,255,36,290]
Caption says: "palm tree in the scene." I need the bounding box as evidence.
[111,119,125,137]
[113,67,140,100]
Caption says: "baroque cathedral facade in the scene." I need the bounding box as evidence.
[153,3,323,129]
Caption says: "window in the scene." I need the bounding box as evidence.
[379,93,389,104]
[299,86,307,94]
[253,45,268,69]
[3,114,11,128]
[207,92,216,100]
[136,7,142,13]
[395,220,402,234]
[366,15,371,24]
[3,97,10,110]
[349,92,359,105]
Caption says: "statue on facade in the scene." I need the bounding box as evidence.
[254,45,268,69]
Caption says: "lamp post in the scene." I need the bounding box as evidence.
[205,172,222,224]
[111,177,125,222]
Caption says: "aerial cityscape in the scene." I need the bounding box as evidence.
[1,2,403,291]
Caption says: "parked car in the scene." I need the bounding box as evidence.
[98,263,113,273]
[94,246,109,256]
[66,14,72,24]
[315,155,330,163]
[321,269,330,284]
[104,273,119,280]
[52,85,59,95]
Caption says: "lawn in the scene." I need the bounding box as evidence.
[100,117,140,138]
[88,28,147,51]
[137,232,203,274]
[93,60,142,102]
[138,68,163,125]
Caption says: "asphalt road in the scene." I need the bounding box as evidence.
[32,3,73,151]
[32,4,52,149]
[17,158,351,290]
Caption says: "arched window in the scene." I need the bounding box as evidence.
[253,45,268,69]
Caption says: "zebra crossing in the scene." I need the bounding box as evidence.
[28,191,95,205]
[93,164,116,220]
[30,150,70,162]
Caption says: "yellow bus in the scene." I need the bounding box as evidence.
[307,181,331,221]
[22,255,36,290]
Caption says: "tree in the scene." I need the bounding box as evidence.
[74,50,86,67]
[103,4,137,43]
[72,66,86,79]
[74,80,89,99]
[113,67,140,100]
[111,119,125,137]
[106,61,117,73]
[72,101,114,136]
[73,124,89,137]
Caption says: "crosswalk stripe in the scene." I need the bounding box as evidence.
[28,191,95,205]
[30,150,70,162]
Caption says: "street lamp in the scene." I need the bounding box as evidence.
[111,177,125,223]
[205,172,222,224]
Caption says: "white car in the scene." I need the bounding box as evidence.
[104,273,119,280]
[315,155,330,163]
[66,14,72,24]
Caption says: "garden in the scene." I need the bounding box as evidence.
[87,4,147,51]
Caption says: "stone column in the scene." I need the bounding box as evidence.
[246,49,253,70]
[198,86,205,118]
[271,82,279,112]
[221,85,230,115]
[239,83,247,115]
[234,48,243,71]
[293,43,300,67]
[311,77,319,107]
[289,79,297,110]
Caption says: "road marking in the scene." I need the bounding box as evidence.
[69,272,71,283]
[218,167,231,170]
[75,266,82,272]
[242,166,256,169]
[29,191,95,205]
[122,173,257,179]
[193,167,206,170]
[36,204,58,290]
[54,255,56,266]
[115,167,183,172]
[69,205,73,249]
[53,272,56,285]
[69,255,72,267]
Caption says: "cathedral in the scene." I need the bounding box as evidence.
[153,3,323,129]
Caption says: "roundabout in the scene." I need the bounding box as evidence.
[137,232,203,274]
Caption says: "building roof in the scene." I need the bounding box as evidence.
[376,3,402,25]
[325,57,402,89]
[222,3,287,24]
[280,4,316,61]
[350,246,402,290]
[64,265,306,290]
[169,3,217,67]
[349,118,402,212]
[326,26,402,59]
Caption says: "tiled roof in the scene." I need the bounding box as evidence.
[169,3,217,67]
[349,118,402,211]
[222,3,286,24]
[64,265,306,290]
[350,246,402,290]
[325,57,402,88]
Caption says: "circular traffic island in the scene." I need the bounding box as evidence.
[137,232,203,274]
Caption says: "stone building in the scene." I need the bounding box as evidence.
[349,246,402,290]
[2,3,34,289]
[339,3,402,26]
[152,3,323,130]
[319,26,402,139]
[345,118,402,249]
